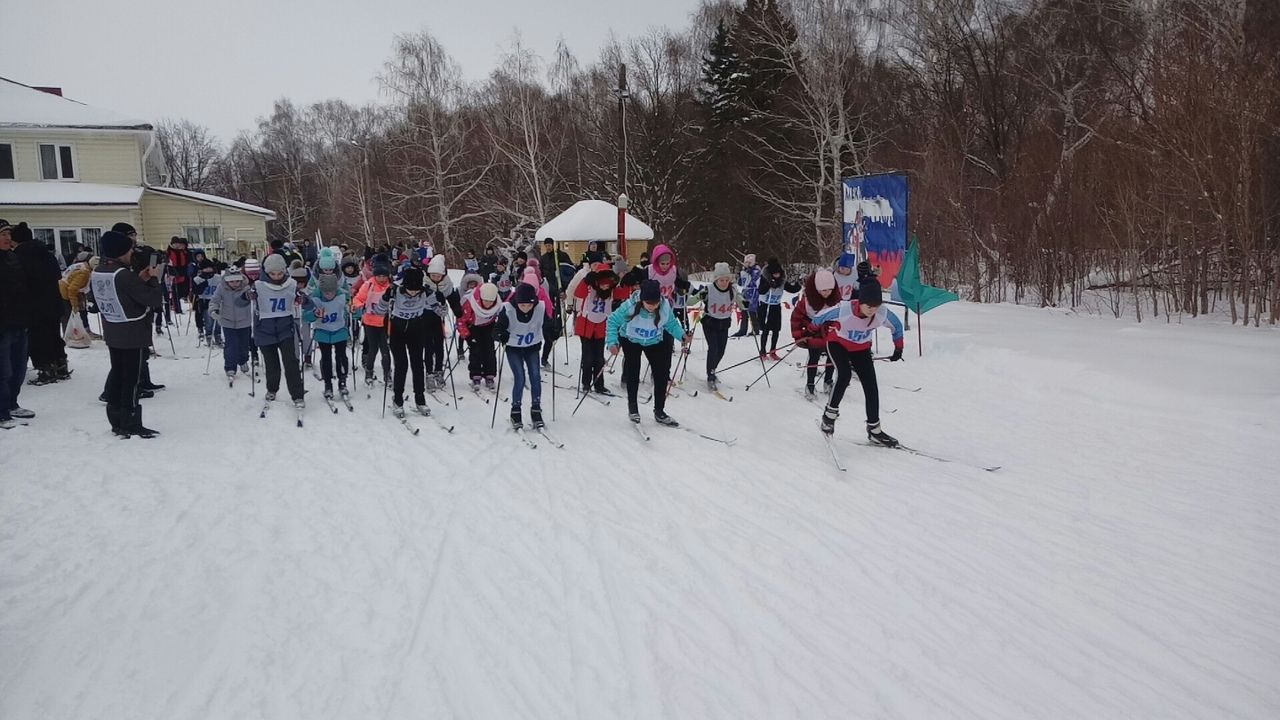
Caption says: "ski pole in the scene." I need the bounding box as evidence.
[746,344,799,391]
[715,340,797,375]
[490,341,506,429]
[204,330,215,375]
[678,317,702,384]
[444,315,459,410]
[249,294,259,397]
[164,316,177,358]
[382,294,396,419]
[572,364,609,417]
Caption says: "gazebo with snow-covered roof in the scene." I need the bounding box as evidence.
[535,199,654,266]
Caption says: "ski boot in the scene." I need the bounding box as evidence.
[540,358,552,371]
[484,376,496,390]
[240,363,250,374]
[433,371,445,389]
[707,374,718,392]
[531,405,544,430]
[265,391,277,402]
[392,403,406,419]
[628,412,642,424]
[338,380,349,398]
[471,377,482,392]
[415,403,431,416]
[804,384,816,400]
[768,351,781,362]
[227,370,237,383]
[654,410,679,427]
[10,407,34,419]
[214,337,224,348]
[293,398,305,410]
[323,388,334,400]
[867,422,898,448]
[821,405,839,435]
[594,383,614,396]
[510,408,523,430]
[425,374,439,391]
[823,378,834,396]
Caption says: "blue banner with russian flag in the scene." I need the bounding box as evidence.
[843,172,909,288]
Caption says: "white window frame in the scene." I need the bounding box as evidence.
[31,227,102,259]
[0,142,14,181]
[183,225,222,249]
[38,142,79,181]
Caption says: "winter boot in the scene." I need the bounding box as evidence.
[425,373,439,391]
[471,377,482,391]
[654,410,679,427]
[323,388,334,400]
[106,405,130,438]
[0,418,18,430]
[339,379,349,397]
[707,373,718,391]
[530,405,544,429]
[510,408,523,430]
[227,370,237,383]
[128,406,159,439]
[821,404,839,435]
[54,359,72,380]
[594,383,614,397]
[867,422,899,448]
[433,371,445,389]
[240,362,250,374]
[10,407,34,419]
[29,367,58,386]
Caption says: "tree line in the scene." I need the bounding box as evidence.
[157,0,1279,324]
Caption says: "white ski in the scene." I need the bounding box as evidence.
[629,418,651,442]
[822,428,847,472]
[533,427,564,449]
[322,396,339,414]
[513,426,538,449]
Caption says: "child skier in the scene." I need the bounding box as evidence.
[387,267,432,417]
[251,254,311,408]
[755,257,800,360]
[353,257,393,387]
[572,261,626,395]
[458,282,502,390]
[732,254,761,337]
[289,261,314,367]
[192,260,222,346]
[811,278,904,445]
[208,265,252,383]
[834,252,859,301]
[691,262,744,391]
[423,255,463,390]
[791,268,841,398]
[605,279,689,427]
[495,282,546,430]
[310,274,351,401]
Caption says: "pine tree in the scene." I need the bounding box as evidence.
[701,21,745,130]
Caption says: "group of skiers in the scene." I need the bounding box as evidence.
[21,221,907,449]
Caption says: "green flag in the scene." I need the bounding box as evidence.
[893,237,958,314]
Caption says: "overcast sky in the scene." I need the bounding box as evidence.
[4,0,699,142]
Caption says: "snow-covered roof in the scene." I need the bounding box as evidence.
[0,182,143,206]
[145,186,276,219]
[535,199,655,243]
[0,77,152,130]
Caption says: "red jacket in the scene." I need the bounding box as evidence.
[791,274,840,348]
[573,278,629,339]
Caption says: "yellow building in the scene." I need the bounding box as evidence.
[0,77,273,260]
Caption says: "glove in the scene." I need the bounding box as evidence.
[889,347,903,362]
[795,337,808,349]
[496,330,510,344]
[210,310,221,324]
[435,290,446,304]
[608,345,620,356]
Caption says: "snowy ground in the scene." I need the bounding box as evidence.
[3,302,1278,719]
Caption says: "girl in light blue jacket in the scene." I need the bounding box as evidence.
[605,279,688,427]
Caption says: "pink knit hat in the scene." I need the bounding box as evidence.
[522,267,540,285]
[814,269,835,293]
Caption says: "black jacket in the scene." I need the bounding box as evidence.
[0,249,29,330]
[94,258,164,349]
[13,240,63,322]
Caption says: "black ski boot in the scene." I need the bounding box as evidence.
[510,408,523,430]
[594,384,615,397]
[628,412,642,424]
[654,410,679,428]
[867,422,898,448]
[707,374,719,392]
[821,405,839,435]
[531,405,544,430]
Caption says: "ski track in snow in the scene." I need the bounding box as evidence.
[3,303,1279,719]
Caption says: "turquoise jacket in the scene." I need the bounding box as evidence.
[310,287,352,344]
[606,296,685,348]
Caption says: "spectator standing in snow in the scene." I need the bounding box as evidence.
[93,230,164,437]
[0,220,34,429]
[11,222,69,385]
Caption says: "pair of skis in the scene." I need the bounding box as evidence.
[627,417,735,446]
[259,398,304,428]
[820,427,1000,474]
[512,423,564,449]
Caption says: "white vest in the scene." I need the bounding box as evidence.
[622,306,666,343]
[761,285,785,306]
[255,279,297,319]
[503,302,545,348]
[835,273,857,301]
[817,302,889,346]
[703,284,737,320]
[390,291,428,320]
[312,295,347,332]
[363,283,389,318]
[579,290,612,324]
[90,269,147,323]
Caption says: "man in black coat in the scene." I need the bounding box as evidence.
[0,220,33,428]
[93,230,164,437]
[10,222,69,384]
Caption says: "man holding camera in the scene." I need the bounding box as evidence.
[92,230,163,438]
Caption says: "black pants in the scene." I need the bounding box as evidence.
[827,343,879,424]
[541,316,562,364]
[27,318,65,368]
[734,304,760,335]
[261,339,304,400]
[424,314,446,374]
[319,340,348,390]
[391,321,426,406]
[622,338,671,414]
[702,316,731,377]
[467,324,497,379]
[362,324,391,379]
[194,298,209,335]
[579,336,606,390]
[105,346,144,410]
[806,346,835,387]
[757,304,782,354]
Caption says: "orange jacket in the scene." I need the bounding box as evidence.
[353,276,391,328]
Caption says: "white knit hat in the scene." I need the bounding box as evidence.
[428,255,447,275]
[713,262,733,280]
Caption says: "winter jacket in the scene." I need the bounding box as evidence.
[310,287,352,344]
[573,276,629,340]
[166,248,191,290]
[691,282,745,321]
[0,249,29,330]
[209,279,254,330]
[739,264,762,304]
[251,278,312,346]
[754,270,801,313]
[458,287,503,340]
[540,248,574,292]
[353,276,392,328]
[813,300,904,353]
[60,262,93,310]
[14,239,64,322]
[92,257,163,349]
[423,275,464,320]
[605,296,685,348]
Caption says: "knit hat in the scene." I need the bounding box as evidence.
[427,254,447,276]
[372,254,392,277]
[199,258,215,270]
[262,254,287,275]
[319,274,339,296]
[765,257,783,276]
[639,279,661,303]
[837,252,857,269]
[612,259,630,278]
[713,262,733,280]
[743,253,756,266]
[526,257,541,272]
[401,267,424,291]
[0,219,11,233]
[110,222,136,235]
[480,283,499,304]
[814,269,835,293]
[10,222,33,244]
[244,258,261,280]
[99,230,133,259]
[512,282,538,305]
[289,263,309,280]
[856,260,876,281]
[318,253,337,271]
[858,278,883,306]
[222,267,244,283]
[522,267,541,286]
